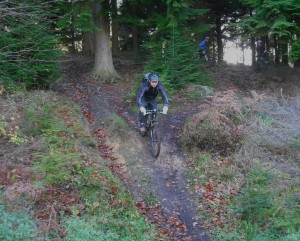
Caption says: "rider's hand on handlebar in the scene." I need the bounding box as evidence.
[162,106,168,114]
[140,106,146,115]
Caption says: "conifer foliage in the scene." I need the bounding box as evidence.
[144,0,213,91]
[238,0,300,63]
[0,0,61,90]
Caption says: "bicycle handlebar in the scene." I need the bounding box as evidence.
[145,109,163,115]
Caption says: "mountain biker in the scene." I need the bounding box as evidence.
[137,73,169,134]
[256,40,269,69]
[198,37,210,60]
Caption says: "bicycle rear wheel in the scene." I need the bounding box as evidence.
[150,125,161,157]
[194,51,200,61]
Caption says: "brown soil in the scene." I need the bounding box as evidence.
[0,53,299,241]
[38,55,300,240]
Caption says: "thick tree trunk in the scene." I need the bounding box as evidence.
[215,17,223,63]
[92,1,120,82]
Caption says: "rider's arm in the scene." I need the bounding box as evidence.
[136,85,147,107]
[158,84,169,106]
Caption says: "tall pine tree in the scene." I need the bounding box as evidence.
[238,0,300,65]
[0,0,62,90]
[143,0,213,91]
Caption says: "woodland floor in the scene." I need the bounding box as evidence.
[51,54,299,240]
[1,54,299,240]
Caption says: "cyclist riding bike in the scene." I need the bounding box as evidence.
[256,40,270,70]
[136,73,169,135]
[198,37,210,61]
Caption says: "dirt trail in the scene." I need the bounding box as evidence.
[52,55,211,240]
[52,55,300,240]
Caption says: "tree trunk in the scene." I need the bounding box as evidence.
[70,15,76,53]
[251,37,255,65]
[92,1,120,82]
[82,32,94,56]
[212,38,216,63]
[131,25,138,53]
[82,1,94,56]
[281,43,289,65]
[215,16,223,63]
[274,35,280,64]
[111,0,119,55]
[248,10,256,65]
[265,36,270,52]
[241,42,245,64]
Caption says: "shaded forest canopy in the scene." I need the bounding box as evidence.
[0,1,300,241]
[0,0,299,90]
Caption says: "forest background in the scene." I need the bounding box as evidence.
[0,0,299,240]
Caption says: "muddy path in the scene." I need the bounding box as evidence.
[52,55,212,240]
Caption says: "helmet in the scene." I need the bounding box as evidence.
[205,37,210,41]
[148,73,159,83]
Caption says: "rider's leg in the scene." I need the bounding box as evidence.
[139,112,148,132]
[139,99,158,133]
[139,99,149,133]
[199,49,204,60]
[197,50,202,60]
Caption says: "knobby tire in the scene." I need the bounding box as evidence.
[150,125,161,157]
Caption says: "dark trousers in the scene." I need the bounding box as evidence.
[139,98,157,126]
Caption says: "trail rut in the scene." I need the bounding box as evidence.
[53,56,211,241]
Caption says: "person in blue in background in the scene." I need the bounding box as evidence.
[256,40,270,71]
[137,73,169,135]
[198,36,210,60]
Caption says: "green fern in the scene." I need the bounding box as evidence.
[0,204,37,241]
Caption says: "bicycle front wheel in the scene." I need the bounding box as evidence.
[194,51,200,61]
[150,125,161,157]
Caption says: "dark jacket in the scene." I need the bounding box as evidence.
[136,82,169,107]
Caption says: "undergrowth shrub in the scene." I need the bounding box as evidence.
[0,115,6,136]
[104,113,128,133]
[182,84,214,100]
[233,168,277,225]
[64,216,118,241]
[0,1,62,90]
[0,202,37,241]
[180,90,251,154]
[184,94,300,240]
[229,165,300,240]
[23,91,155,239]
[237,96,300,168]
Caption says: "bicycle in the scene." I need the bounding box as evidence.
[194,49,208,62]
[194,49,214,67]
[256,52,276,72]
[140,108,162,158]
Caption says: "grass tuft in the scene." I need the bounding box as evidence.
[0,91,156,240]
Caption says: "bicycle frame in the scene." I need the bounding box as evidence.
[195,49,209,62]
[145,109,160,130]
[144,108,162,157]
